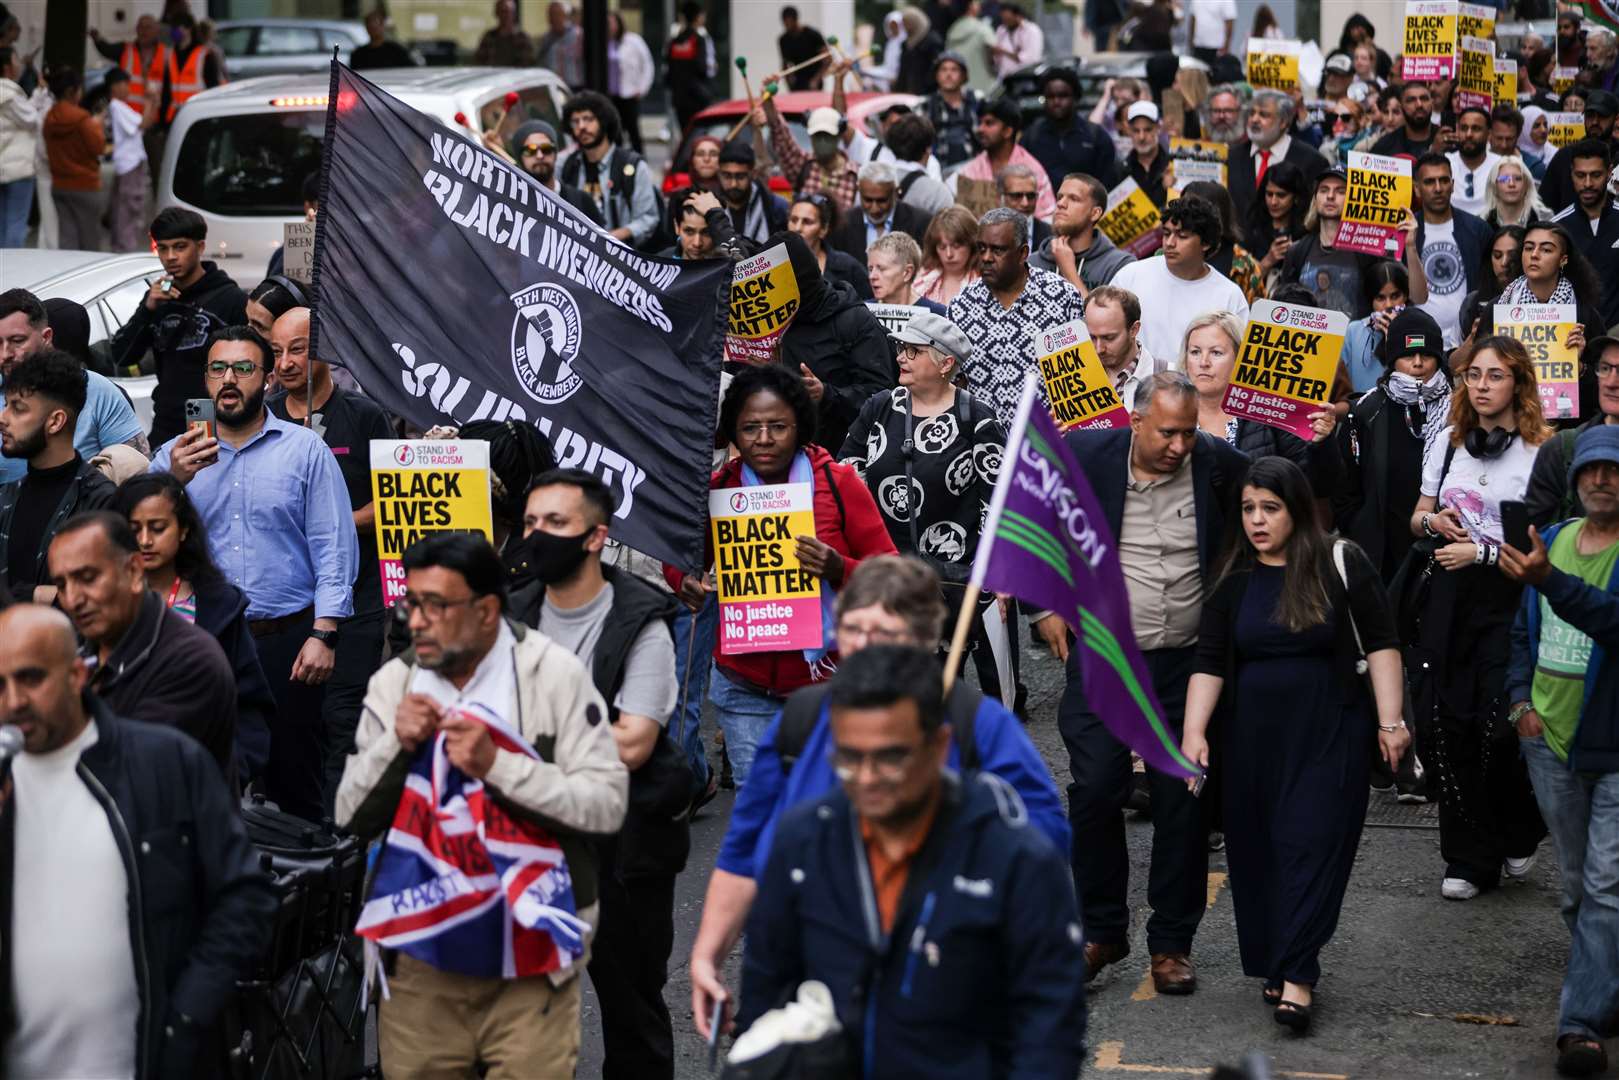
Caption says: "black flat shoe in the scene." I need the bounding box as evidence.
[1274,1000,1313,1033]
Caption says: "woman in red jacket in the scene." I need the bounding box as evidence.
[665,365,896,786]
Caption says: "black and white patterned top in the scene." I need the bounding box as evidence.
[946,267,1085,428]
[837,386,1007,582]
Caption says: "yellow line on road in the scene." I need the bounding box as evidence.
[1093,1040,1349,1079]
[1131,873,1228,1002]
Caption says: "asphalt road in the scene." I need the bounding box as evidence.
[575,641,1609,1080]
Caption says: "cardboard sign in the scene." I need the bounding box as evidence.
[867,303,922,336]
[1547,112,1586,148]
[282,220,315,285]
[1552,66,1579,94]
[1097,177,1163,258]
[710,483,823,654]
[1339,151,1414,258]
[1034,319,1130,431]
[1246,38,1303,90]
[725,243,801,365]
[1403,0,1459,81]
[1496,303,1581,420]
[370,441,495,608]
[1168,138,1228,186]
[1493,58,1519,108]
[1222,302,1349,440]
[1457,1,1495,42]
[1457,36,1495,111]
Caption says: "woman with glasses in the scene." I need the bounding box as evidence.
[1482,156,1550,229]
[914,205,980,305]
[1243,160,1309,294]
[111,471,276,783]
[785,193,872,300]
[663,365,895,788]
[866,232,947,313]
[680,134,724,195]
[1405,337,1551,901]
[1181,457,1408,1033]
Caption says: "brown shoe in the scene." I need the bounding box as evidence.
[1150,953,1197,995]
[1083,941,1130,982]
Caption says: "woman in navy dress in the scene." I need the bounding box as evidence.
[1179,458,1411,1032]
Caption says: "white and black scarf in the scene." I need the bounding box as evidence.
[1382,367,1453,446]
[1498,273,1577,308]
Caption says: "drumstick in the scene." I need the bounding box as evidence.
[736,56,756,110]
[774,47,835,82]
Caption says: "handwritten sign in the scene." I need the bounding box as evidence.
[1246,38,1302,90]
[1098,177,1163,258]
[1168,138,1228,186]
[1403,0,1459,81]
[370,441,494,608]
[725,243,801,365]
[710,483,824,654]
[1547,112,1586,148]
[282,220,315,285]
[1493,57,1518,108]
[1339,151,1413,258]
[1034,319,1129,431]
[1457,36,1495,111]
[1457,1,1495,42]
[1223,302,1349,440]
[1496,303,1581,420]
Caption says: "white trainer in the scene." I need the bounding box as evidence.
[1442,877,1480,900]
[1505,853,1537,879]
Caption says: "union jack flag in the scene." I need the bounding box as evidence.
[355,702,590,979]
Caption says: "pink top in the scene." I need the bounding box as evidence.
[953,143,1057,221]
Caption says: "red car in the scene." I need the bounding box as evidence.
[663,90,922,195]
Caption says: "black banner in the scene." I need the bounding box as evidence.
[310,63,728,571]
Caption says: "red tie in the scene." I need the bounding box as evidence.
[1256,149,1271,189]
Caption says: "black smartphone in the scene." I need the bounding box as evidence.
[1501,499,1531,553]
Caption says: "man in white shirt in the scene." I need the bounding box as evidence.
[1084,284,1164,410]
[1413,152,1492,349]
[1187,0,1236,64]
[1107,197,1250,364]
[992,2,1043,77]
[103,66,152,253]
[1446,106,1501,217]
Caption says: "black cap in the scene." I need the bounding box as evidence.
[1384,307,1445,367]
[1316,166,1348,189]
[719,140,755,167]
[1581,333,1619,369]
[1584,89,1618,118]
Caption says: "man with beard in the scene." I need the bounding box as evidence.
[1539,90,1618,215]
[715,141,788,244]
[829,161,931,261]
[0,349,115,603]
[504,119,602,225]
[559,93,660,248]
[1411,153,1491,349]
[1548,139,1619,328]
[1124,100,1171,207]
[110,207,247,447]
[1489,103,1525,159]
[1020,68,1119,196]
[948,97,1054,220]
[1280,168,1382,320]
[1446,106,1501,216]
[1029,172,1135,295]
[1202,85,1244,145]
[1371,80,1450,160]
[1228,90,1327,227]
[151,325,357,822]
[920,50,981,168]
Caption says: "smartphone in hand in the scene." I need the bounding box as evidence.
[1501,499,1532,553]
[185,397,216,441]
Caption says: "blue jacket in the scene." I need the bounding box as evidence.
[1341,315,1386,395]
[1505,519,1619,773]
[739,772,1087,1079]
[715,690,1069,879]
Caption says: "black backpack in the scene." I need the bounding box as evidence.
[775,680,982,776]
[561,146,666,251]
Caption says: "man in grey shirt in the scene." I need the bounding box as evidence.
[511,468,686,1080]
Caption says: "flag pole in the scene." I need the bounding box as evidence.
[941,583,980,693]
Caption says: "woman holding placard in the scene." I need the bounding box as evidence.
[1180,456,1408,1033]
[664,365,896,786]
[1404,337,1552,901]
[1498,222,1603,342]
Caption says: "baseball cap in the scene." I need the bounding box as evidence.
[1569,425,1619,485]
[1581,333,1619,370]
[1384,307,1445,366]
[1316,165,1348,189]
[806,106,842,136]
[889,311,973,368]
[1126,100,1160,123]
[1584,89,1619,118]
[1325,53,1354,74]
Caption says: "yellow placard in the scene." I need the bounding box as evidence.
[1457,36,1494,111]
[726,242,801,365]
[1402,0,1459,81]
[708,482,825,654]
[712,509,818,602]
[370,440,495,607]
[1339,151,1414,258]
[1547,112,1586,148]
[1457,1,1495,42]
[1552,66,1578,94]
[1097,177,1162,257]
[1496,303,1581,420]
[1168,138,1228,186]
[1245,38,1302,90]
[1223,302,1349,439]
[1034,319,1130,431]
[1493,57,1519,106]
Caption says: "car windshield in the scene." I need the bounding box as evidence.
[172,111,324,216]
[478,84,566,136]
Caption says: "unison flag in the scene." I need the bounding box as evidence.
[970,373,1199,778]
[309,63,730,571]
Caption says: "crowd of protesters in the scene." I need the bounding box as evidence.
[2,2,1619,1078]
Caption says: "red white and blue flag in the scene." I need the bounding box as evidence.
[355,702,590,979]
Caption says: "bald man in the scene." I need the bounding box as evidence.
[266,308,394,815]
[0,604,275,1080]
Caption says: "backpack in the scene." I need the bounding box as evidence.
[896,168,926,203]
[561,146,666,252]
[775,680,982,776]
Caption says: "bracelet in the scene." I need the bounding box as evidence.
[1473,542,1486,565]
[1378,723,1403,732]
[1505,701,1535,727]
[1421,512,1436,537]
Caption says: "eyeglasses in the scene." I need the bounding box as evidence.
[835,621,913,646]
[1464,171,1475,198]
[1003,190,1038,204]
[1332,112,1355,122]
[1595,360,1619,380]
[736,420,795,441]
[522,142,556,155]
[1463,367,1512,386]
[897,342,930,359]
[830,743,922,781]
[205,360,261,379]
[396,592,484,619]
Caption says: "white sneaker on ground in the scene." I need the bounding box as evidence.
[1442,877,1480,900]
[1504,853,1537,879]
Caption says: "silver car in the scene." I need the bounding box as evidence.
[8,249,162,430]
[215,19,370,78]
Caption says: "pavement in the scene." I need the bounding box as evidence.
[575,641,1612,1080]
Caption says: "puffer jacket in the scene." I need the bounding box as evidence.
[42,99,104,190]
[0,77,44,183]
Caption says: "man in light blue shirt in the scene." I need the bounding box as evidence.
[151,325,358,820]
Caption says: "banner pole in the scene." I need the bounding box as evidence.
[941,582,981,694]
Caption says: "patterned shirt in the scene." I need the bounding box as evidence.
[769,111,861,212]
[948,268,1085,428]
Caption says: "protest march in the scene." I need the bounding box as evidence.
[2,1,1619,1078]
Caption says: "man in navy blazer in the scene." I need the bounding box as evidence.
[1032,371,1249,996]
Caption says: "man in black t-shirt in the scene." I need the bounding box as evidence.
[1370,81,1454,160]
[349,10,418,71]
[266,307,395,814]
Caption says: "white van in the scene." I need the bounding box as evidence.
[156,67,572,272]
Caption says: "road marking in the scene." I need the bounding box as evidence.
[1093,1040,1349,1078]
[1131,872,1228,1002]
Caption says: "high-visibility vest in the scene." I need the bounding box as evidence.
[165,46,206,122]
[119,41,168,113]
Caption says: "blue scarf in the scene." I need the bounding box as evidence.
[739,450,837,668]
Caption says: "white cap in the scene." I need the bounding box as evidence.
[806,106,842,136]
[1126,100,1160,123]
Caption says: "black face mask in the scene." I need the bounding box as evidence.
[507,528,594,586]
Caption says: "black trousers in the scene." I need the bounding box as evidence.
[1058,644,1208,955]
[321,610,385,819]
[610,95,644,155]
[587,872,677,1080]
[254,611,328,823]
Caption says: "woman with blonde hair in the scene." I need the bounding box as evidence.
[1405,336,1551,902]
[913,205,979,305]
[867,232,946,313]
[1482,156,1550,228]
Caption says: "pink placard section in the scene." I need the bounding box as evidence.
[718,596,824,655]
[1222,384,1319,441]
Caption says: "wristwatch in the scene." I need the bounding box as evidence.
[1505,701,1535,728]
[309,627,340,647]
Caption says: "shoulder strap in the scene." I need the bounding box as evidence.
[947,683,981,770]
[776,683,832,775]
[896,169,925,201]
[1555,428,1581,520]
[1333,540,1368,674]
[821,461,846,532]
